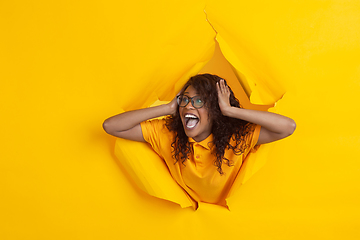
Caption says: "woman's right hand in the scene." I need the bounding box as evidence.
[167,94,179,115]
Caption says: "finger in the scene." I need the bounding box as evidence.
[218,80,223,93]
[222,79,229,93]
[220,79,227,93]
[221,79,225,89]
[216,82,221,94]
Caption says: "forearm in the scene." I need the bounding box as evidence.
[103,104,172,134]
[222,107,296,135]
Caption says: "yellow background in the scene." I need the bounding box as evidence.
[1,0,360,239]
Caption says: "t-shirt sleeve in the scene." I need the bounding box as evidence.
[244,124,262,154]
[140,119,168,154]
[228,124,261,157]
[249,124,261,152]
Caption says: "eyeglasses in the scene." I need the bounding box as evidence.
[177,95,204,109]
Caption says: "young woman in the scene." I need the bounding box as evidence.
[103,74,296,207]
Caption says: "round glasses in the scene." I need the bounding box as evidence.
[177,95,204,109]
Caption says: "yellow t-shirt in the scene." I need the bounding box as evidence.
[140,119,261,207]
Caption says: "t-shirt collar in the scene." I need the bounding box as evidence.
[188,134,214,150]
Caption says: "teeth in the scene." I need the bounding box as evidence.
[184,114,199,129]
[185,114,198,118]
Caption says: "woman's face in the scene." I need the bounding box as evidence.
[179,85,213,142]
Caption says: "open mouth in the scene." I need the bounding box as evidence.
[184,113,199,129]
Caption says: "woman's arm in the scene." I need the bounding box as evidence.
[103,97,178,142]
[217,80,296,145]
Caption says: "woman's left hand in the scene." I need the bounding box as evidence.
[217,79,231,114]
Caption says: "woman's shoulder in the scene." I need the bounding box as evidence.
[230,123,257,139]
[142,118,169,130]
[141,118,174,139]
[228,123,259,150]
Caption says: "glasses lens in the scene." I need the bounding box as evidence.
[192,96,204,108]
[177,95,189,107]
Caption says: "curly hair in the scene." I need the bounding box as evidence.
[165,73,255,175]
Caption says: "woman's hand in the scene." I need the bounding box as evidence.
[217,79,232,115]
[167,93,179,116]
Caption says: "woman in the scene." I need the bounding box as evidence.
[103,74,296,207]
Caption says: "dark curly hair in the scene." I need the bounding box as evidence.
[165,73,255,175]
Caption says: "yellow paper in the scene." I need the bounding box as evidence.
[1,0,360,239]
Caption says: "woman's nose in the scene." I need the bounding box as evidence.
[185,101,195,109]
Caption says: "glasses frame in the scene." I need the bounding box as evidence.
[176,95,204,109]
